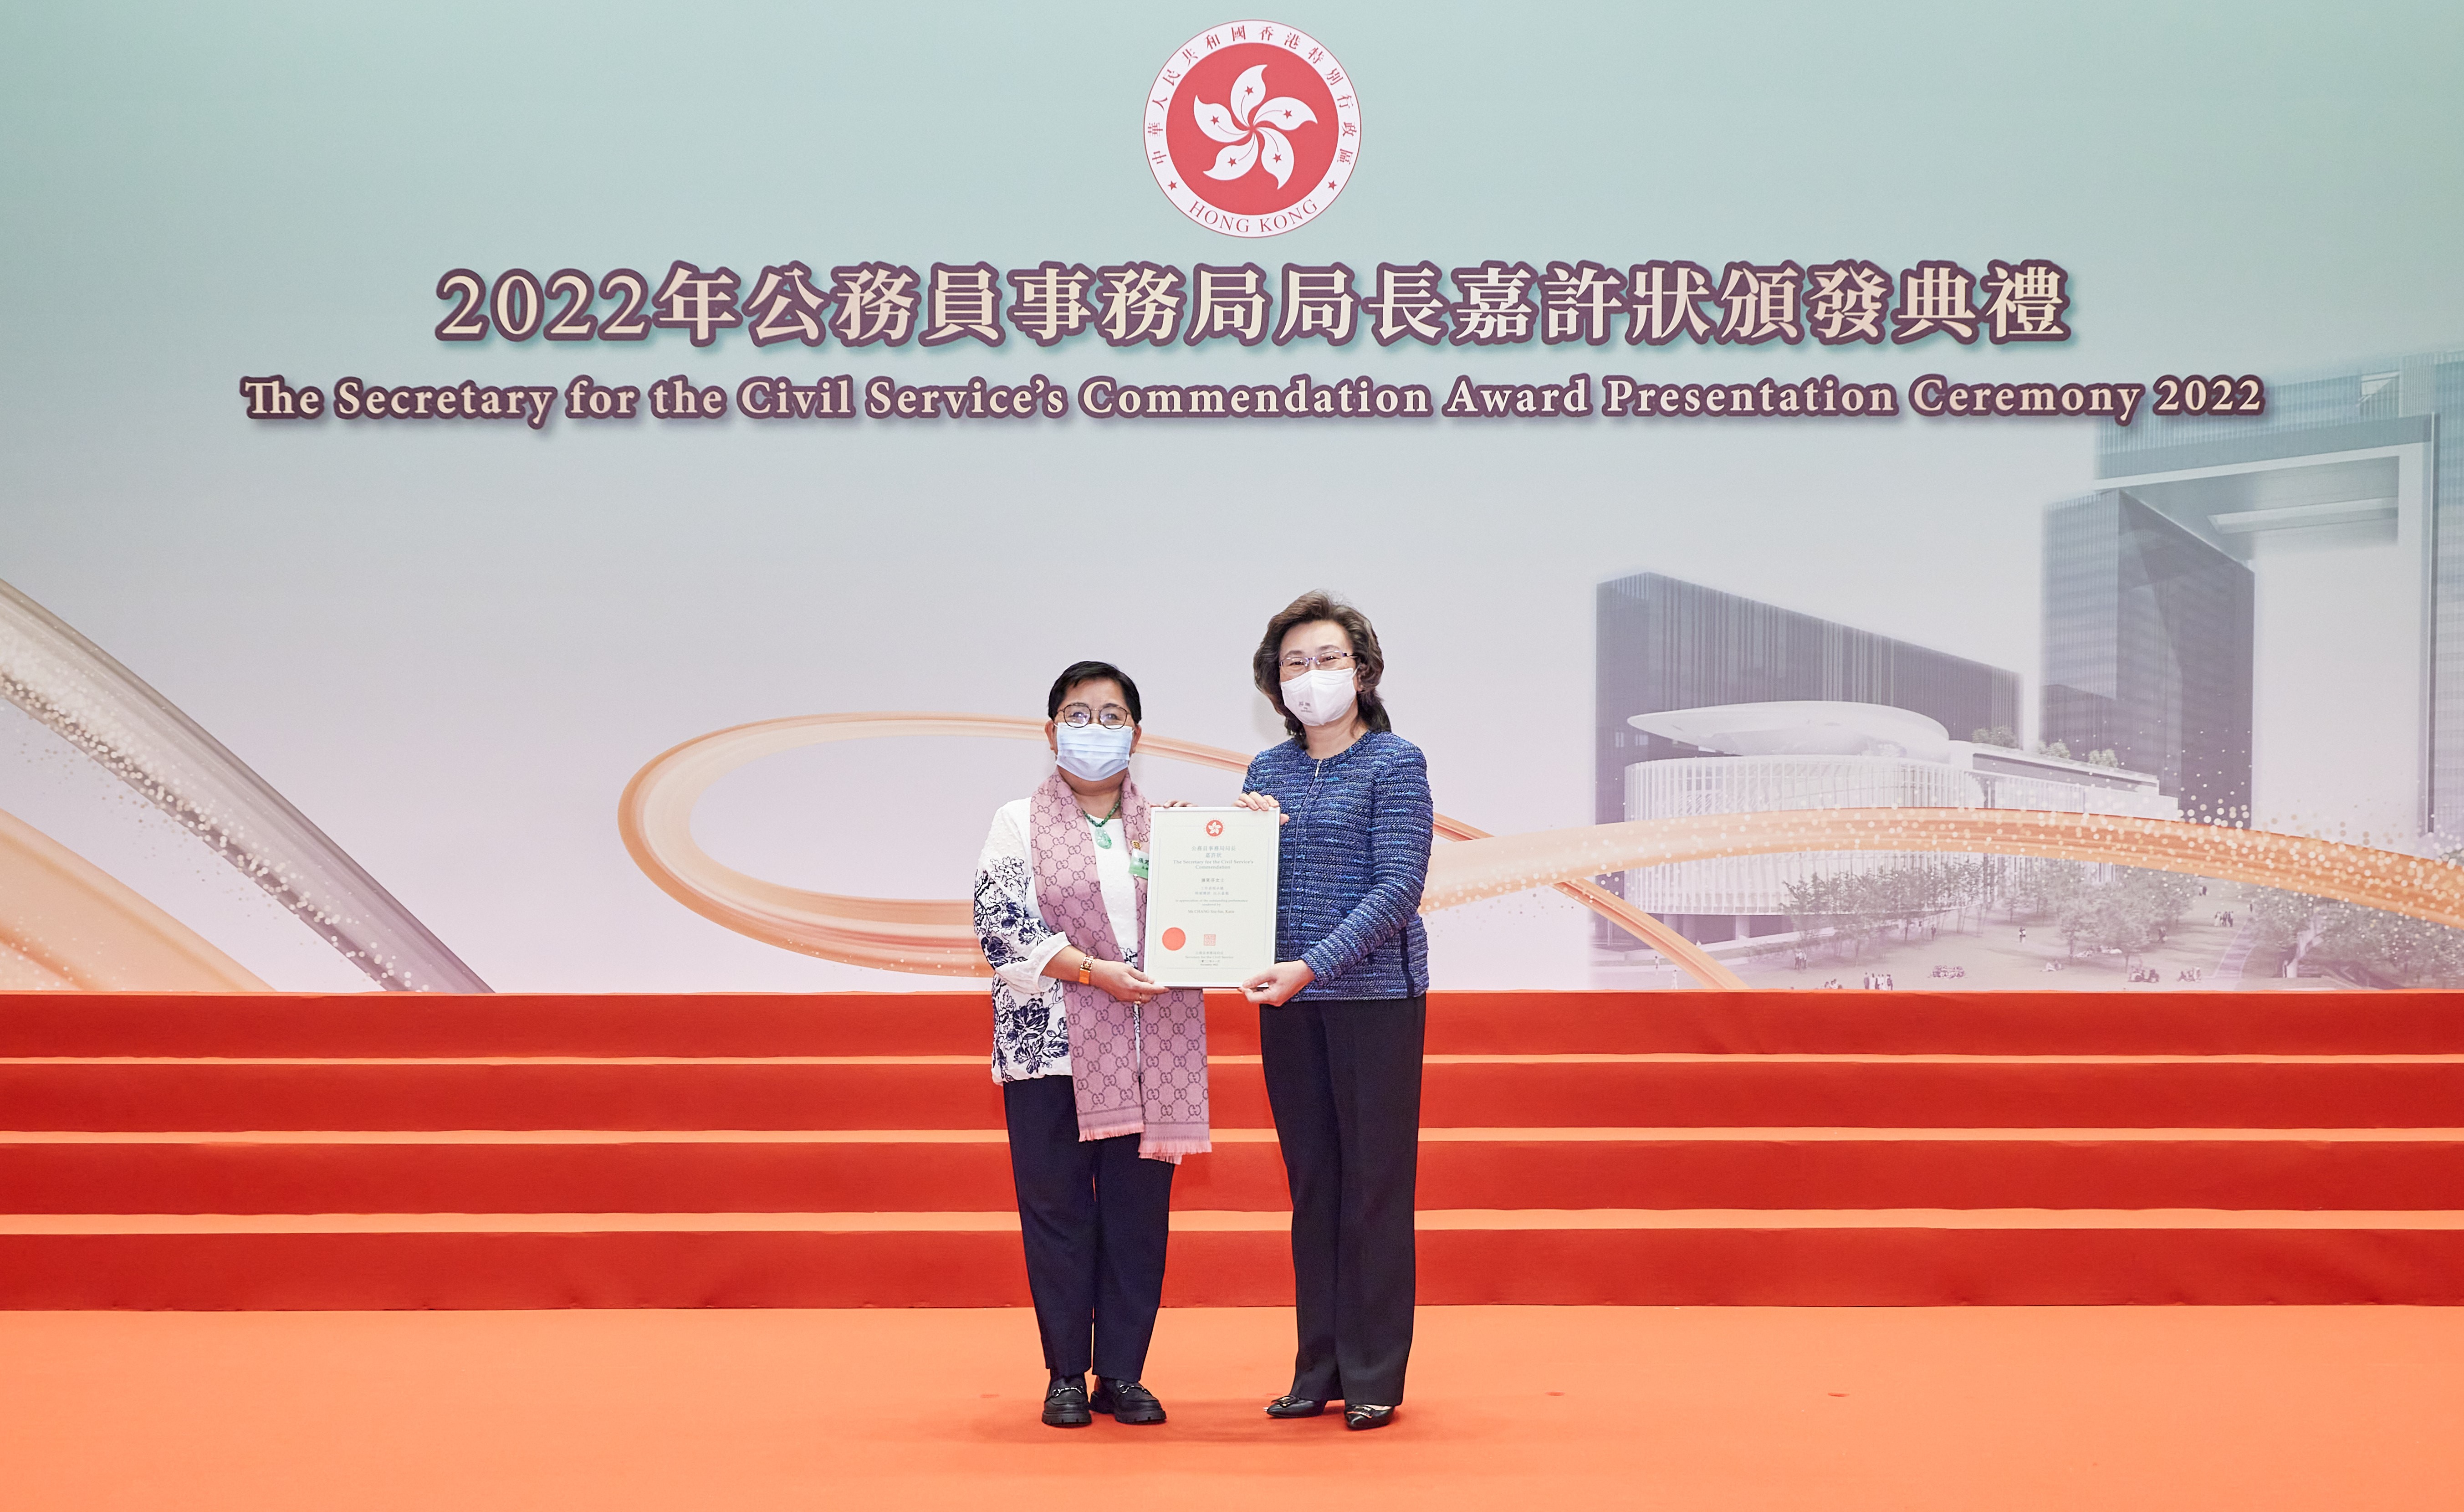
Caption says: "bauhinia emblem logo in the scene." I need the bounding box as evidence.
[1145,21,1360,238]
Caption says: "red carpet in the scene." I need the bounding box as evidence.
[1,989,2461,1306]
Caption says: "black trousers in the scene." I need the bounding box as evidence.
[1002,1074,1177,1381]
[1259,994,1426,1406]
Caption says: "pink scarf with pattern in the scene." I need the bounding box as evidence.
[1030,770,1210,1163]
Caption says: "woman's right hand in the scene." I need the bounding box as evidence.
[1234,790,1290,825]
[1091,958,1165,1005]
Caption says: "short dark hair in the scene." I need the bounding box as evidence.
[1251,591,1392,739]
[1047,660,1142,723]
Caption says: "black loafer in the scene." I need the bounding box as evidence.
[1041,1376,1093,1427]
[1090,1378,1167,1425]
[1265,1393,1326,1418]
[1344,1403,1396,1431]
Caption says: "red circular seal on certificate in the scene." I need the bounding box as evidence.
[1161,928,1187,951]
[1145,21,1359,237]
[1205,819,1225,837]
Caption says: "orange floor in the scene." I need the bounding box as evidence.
[5,1305,2460,1510]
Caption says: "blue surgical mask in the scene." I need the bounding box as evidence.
[1055,723,1133,781]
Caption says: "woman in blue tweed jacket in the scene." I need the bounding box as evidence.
[1233,590,1432,1433]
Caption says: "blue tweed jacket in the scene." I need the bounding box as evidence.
[1242,730,1432,1001]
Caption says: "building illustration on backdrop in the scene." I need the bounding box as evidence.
[2040,492,2253,826]
[2075,353,2458,850]
[1594,573,2023,831]
[1595,351,2464,957]
[1593,573,2172,948]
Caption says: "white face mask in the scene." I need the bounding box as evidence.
[1280,667,1359,729]
[1054,723,1133,781]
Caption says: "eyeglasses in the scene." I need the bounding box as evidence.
[1058,704,1134,729]
[1278,651,1356,674]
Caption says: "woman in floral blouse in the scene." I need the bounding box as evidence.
[972,659,1208,1430]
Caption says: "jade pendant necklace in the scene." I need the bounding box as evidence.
[1081,793,1122,848]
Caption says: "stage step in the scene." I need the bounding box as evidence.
[5,1054,2462,1130]
[7,1128,2464,1213]
[6,990,2461,1058]
[1,989,2459,1308]
[0,1210,2459,1308]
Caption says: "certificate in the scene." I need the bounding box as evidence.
[1140,806,1280,988]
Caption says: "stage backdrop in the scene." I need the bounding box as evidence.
[7,2,2464,993]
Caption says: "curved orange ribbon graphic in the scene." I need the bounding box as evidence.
[618,714,2464,991]
[0,806,270,991]
[616,713,1743,986]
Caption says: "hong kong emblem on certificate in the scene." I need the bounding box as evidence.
[1144,20,1360,238]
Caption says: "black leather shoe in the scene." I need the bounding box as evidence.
[1041,1375,1092,1427]
[1265,1393,1326,1418]
[1090,1378,1166,1425]
[1344,1403,1396,1431]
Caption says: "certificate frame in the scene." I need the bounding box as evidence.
[1140,805,1280,989]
